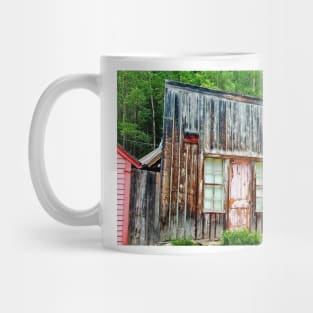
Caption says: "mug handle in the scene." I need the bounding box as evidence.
[29,74,101,226]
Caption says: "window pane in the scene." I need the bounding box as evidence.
[214,200,223,211]
[204,186,213,200]
[255,162,263,212]
[204,158,223,183]
[204,186,224,212]
[204,158,224,212]
[256,162,263,185]
[204,159,213,174]
[256,198,263,212]
[204,198,213,212]
[214,174,223,184]
[205,174,214,183]
[214,186,223,200]
[214,159,223,173]
[256,186,263,197]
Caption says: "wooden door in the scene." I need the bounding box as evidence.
[228,160,251,230]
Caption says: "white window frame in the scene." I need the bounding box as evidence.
[203,158,225,213]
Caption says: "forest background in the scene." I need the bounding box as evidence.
[117,71,262,159]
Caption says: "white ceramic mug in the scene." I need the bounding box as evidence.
[29,53,263,253]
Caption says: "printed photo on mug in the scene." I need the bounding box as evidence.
[29,54,263,252]
[116,71,263,246]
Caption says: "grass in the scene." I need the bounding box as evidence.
[170,239,199,246]
[222,229,262,245]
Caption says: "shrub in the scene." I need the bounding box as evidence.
[222,229,262,245]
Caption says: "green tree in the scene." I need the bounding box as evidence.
[117,70,262,159]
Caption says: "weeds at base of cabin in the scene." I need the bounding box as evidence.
[170,239,201,246]
[222,229,262,245]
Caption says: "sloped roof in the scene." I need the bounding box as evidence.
[117,144,141,168]
[166,80,262,105]
[139,145,162,168]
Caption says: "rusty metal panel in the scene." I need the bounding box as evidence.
[228,160,251,230]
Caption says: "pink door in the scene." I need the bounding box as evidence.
[228,160,251,231]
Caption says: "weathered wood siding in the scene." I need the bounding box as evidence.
[160,81,263,241]
[128,169,160,245]
[117,153,131,244]
[250,161,263,234]
[164,81,263,158]
[228,160,251,231]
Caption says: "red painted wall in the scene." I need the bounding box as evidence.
[117,146,141,245]
[117,153,131,245]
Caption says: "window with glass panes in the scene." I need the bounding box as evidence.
[203,158,224,212]
[255,162,263,212]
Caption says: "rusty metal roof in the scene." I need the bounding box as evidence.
[139,144,162,168]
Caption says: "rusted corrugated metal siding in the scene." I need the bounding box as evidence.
[159,81,263,241]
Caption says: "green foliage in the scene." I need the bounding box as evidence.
[117,71,263,159]
[222,229,262,245]
[170,239,199,246]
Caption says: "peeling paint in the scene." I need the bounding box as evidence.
[228,160,251,230]
[159,81,263,241]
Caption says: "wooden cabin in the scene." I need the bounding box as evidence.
[117,145,141,244]
[159,80,263,242]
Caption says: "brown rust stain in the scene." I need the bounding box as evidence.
[160,83,263,241]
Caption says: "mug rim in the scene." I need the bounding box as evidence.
[101,52,259,61]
